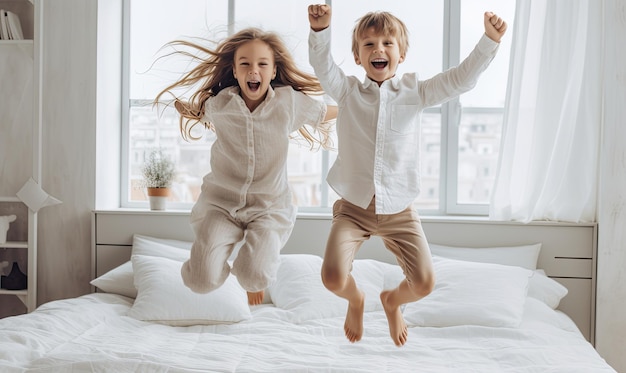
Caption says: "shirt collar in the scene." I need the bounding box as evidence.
[362,74,401,90]
[266,85,276,100]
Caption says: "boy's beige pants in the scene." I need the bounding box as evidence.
[323,197,433,288]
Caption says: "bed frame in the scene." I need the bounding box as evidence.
[91,210,597,344]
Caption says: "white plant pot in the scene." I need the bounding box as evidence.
[148,196,168,211]
[146,187,170,211]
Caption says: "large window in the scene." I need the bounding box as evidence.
[123,0,514,214]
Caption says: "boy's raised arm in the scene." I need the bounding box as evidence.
[308,4,332,32]
[483,11,507,43]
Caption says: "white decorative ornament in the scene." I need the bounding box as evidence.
[0,215,17,244]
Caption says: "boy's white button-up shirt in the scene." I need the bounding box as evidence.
[198,85,326,217]
[309,27,499,214]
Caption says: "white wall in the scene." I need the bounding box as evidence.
[595,0,626,371]
[36,0,98,303]
[0,1,624,370]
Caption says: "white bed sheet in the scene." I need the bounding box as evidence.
[0,293,615,373]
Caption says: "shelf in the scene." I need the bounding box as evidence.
[0,289,27,296]
[1,241,28,249]
[0,289,27,307]
[0,40,33,45]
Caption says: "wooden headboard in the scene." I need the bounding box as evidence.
[92,210,597,344]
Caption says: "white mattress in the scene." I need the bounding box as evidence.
[0,293,615,373]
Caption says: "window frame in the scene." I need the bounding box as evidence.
[121,0,505,216]
[442,0,492,216]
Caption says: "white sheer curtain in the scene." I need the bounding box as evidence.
[490,0,603,223]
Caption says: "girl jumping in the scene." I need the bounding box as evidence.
[154,27,337,305]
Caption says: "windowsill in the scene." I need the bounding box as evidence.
[93,208,596,227]
[297,213,594,226]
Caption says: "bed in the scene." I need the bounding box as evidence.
[0,211,615,372]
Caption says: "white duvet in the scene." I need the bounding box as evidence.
[0,293,616,373]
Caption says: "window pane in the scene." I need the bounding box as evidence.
[286,148,335,208]
[415,112,441,210]
[459,1,514,108]
[456,1,515,206]
[127,0,334,209]
[127,0,228,206]
[128,103,213,205]
[129,0,228,100]
[457,110,501,204]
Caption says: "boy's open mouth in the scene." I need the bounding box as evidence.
[247,81,261,91]
[371,59,388,69]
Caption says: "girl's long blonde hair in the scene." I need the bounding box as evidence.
[154,27,332,149]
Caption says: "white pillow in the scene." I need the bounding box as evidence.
[132,234,192,259]
[128,254,251,326]
[528,270,568,309]
[268,254,394,322]
[389,256,532,328]
[90,234,192,298]
[90,261,136,298]
[429,242,541,270]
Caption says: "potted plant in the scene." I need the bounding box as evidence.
[142,148,175,210]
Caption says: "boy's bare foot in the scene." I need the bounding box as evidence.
[380,290,408,347]
[247,290,264,305]
[344,290,365,343]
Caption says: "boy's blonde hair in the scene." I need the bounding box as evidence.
[351,11,409,58]
[154,27,331,149]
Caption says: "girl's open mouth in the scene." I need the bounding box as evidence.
[247,81,261,91]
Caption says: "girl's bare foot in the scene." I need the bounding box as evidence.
[247,290,264,305]
[344,290,365,343]
[380,290,408,346]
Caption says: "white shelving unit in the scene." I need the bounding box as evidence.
[0,0,40,314]
[0,196,36,312]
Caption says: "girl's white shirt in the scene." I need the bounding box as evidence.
[197,85,327,217]
[309,27,499,214]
